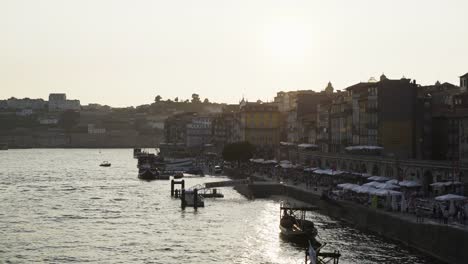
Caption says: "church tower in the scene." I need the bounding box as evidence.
[324,81,334,94]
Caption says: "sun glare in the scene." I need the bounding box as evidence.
[263,22,311,62]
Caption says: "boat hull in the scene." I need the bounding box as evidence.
[279,220,317,243]
[138,170,158,181]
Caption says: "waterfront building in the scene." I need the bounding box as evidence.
[329,91,352,153]
[316,101,331,153]
[346,74,418,158]
[424,80,462,160]
[0,97,46,110]
[273,91,298,112]
[38,117,59,125]
[186,115,213,148]
[286,108,298,143]
[48,93,81,111]
[212,109,240,152]
[16,109,34,116]
[460,72,468,92]
[239,102,280,158]
[87,124,106,134]
[164,112,197,146]
[284,87,335,145]
[452,92,468,163]
[414,91,433,160]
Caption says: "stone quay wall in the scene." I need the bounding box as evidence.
[239,178,468,264]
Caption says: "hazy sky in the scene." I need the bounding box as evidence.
[1,0,467,107]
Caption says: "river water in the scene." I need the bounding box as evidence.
[0,149,443,264]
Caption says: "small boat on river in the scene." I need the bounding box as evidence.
[100,161,111,167]
[279,203,318,243]
[138,168,170,180]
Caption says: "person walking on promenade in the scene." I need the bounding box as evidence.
[443,208,449,224]
[437,206,443,223]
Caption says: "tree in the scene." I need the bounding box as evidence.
[155,95,162,103]
[191,93,201,103]
[174,97,179,102]
[222,141,255,167]
[184,99,190,103]
[203,98,210,104]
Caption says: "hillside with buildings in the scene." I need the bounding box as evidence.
[0,93,224,148]
[161,73,468,164]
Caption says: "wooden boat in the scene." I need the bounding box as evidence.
[138,168,158,180]
[279,203,318,242]
[138,168,169,180]
[100,161,111,167]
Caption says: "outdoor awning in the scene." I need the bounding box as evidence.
[345,145,383,151]
[376,182,400,190]
[249,158,265,163]
[363,181,382,188]
[370,189,402,196]
[430,181,462,187]
[367,176,391,182]
[298,143,318,148]
[435,194,467,201]
[398,180,422,188]
[337,183,360,190]
[386,179,399,185]
[313,169,345,176]
[352,185,377,194]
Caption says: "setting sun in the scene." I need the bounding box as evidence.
[263,21,312,62]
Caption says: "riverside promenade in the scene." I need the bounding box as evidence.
[231,170,468,264]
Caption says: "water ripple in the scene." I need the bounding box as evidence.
[0,149,443,264]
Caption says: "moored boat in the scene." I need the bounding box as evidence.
[138,168,159,180]
[100,161,111,167]
[279,203,318,243]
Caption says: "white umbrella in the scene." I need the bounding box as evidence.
[363,181,382,188]
[399,180,422,188]
[435,194,467,201]
[376,182,400,190]
[386,179,399,185]
[341,183,360,190]
[368,176,391,182]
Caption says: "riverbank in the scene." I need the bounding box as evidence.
[230,170,468,264]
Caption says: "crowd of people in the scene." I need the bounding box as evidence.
[240,159,468,227]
